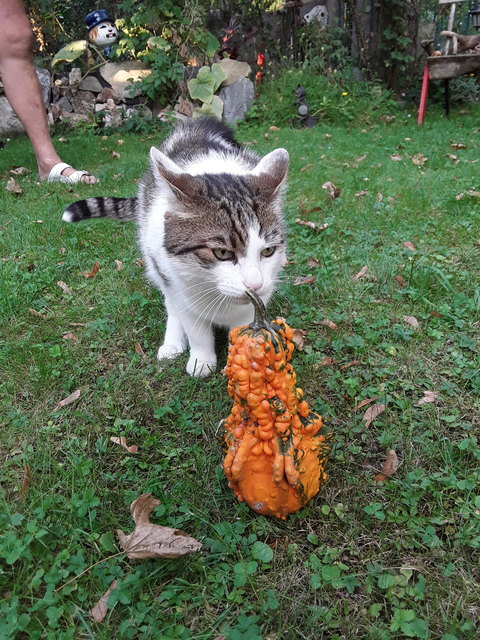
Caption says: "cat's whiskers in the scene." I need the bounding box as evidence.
[175,286,220,316]
[191,290,226,333]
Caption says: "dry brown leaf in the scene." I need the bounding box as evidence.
[300,163,313,172]
[110,436,138,454]
[57,281,73,295]
[295,218,329,233]
[269,125,279,131]
[355,154,367,162]
[374,449,399,483]
[320,318,338,330]
[403,241,416,251]
[447,153,459,163]
[390,153,402,161]
[59,247,67,255]
[116,494,202,559]
[69,322,86,327]
[29,308,47,319]
[394,275,407,288]
[353,396,379,412]
[307,257,322,268]
[321,181,341,199]
[117,139,125,145]
[63,332,78,342]
[5,177,23,195]
[90,580,118,622]
[403,315,420,330]
[467,189,480,198]
[111,151,121,159]
[9,166,31,176]
[293,275,316,286]
[417,390,438,405]
[317,356,336,367]
[376,192,383,202]
[83,261,100,279]
[135,258,145,268]
[292,328,307,350]
[339,360,360,370]
[115,260,123,271]
[450,142,466,150]
[455,192,464,200]
[20,465,32,499]
[363,403,385,427]
[134,342,148,359]
[354,189,369,197]
[411,153,428,167]
[353,265,368,280]
[299,200,323,214]
[53,389,81,412]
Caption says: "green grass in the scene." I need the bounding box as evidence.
[1,106,479,640]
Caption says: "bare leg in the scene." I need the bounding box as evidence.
[0,0,98,183]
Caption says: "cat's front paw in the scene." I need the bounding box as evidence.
[186,354,217,378]
[157,344,185,360]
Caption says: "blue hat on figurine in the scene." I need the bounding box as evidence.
[85,10,113,31]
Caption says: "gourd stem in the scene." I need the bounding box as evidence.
[245,288,267,324]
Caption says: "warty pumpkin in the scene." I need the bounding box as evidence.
[222,290,333,519]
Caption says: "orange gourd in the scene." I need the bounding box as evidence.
[222,290,333,518]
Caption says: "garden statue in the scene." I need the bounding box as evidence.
[85,10,118,57]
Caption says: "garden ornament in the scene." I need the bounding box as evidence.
[85,10,118,56]
[294,85,317,127]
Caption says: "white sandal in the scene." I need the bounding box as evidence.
[47,162,98,184]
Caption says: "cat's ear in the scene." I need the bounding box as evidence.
[149,147,202,200]
[250,148,289,197]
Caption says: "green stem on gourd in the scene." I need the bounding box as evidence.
[245,288,267,324]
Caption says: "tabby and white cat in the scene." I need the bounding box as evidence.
[62,118,289,377]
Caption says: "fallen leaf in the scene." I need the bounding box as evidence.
[9,166,30,176]
[324,133,332,139]
[59,247,67,255]
[355,154,367,162]
[380,114,396,123]
[115,260,123,271]
[20,465,32,499]
[5,178,23,195]
[317,356,336,367]
[110,436,138,453]
[446,153,459,163]
[91,580,118,622]
[292,328,307,350]
[417,390,438,405]
[69,322,86,327]
[57,281,73,295]
[321,181,341,199]
[403,241,416,251]
[83,261,100,279]
[63,332,78,342]
[411,153,428,167]
[117,139,125,145]
[58,137,68,143]
[467,189,480,198]
[450,142,466,150]
[394,275,407,288]
[353,396,379,412]
[135,258,145,268]
[299,202,323,214]
[295,218,329,232]
[402,315,420,330]
[374,449,399,483]
[390,153,402,161]
[116,494,202,559]
[293,275,316,286]
[134,342,147,359]
[111,151,121,159]
[307,257,322,268]
[363,403,385,427]
[376,192,383,202]
[53,389,81,412]
[455,192,464,200]
[353,265,368,280]
[320,318,338,330]
[354,189,369,197]
[300,163,313,172]
[29,308,47,319]
[339,360,360,370]
[429,310,444,318]
[269,125,279,131]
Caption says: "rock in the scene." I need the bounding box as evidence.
[99,61,151,99]
[69,67,82,86]
[174,97,194,118]
[218,77,254,124]
[71,90,96,115]
[56,96,73,112]
[218,59,251,86]
[36,68,51,107]
[58,111,91,126]
[0,96,25,134]
[95,100,123,127]
[96,87,122,104]
[79,75,103,93]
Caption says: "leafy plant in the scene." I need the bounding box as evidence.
[187,63,226,119]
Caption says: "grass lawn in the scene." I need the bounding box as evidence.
[1,106,479,640]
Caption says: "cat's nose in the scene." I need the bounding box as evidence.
[243,277,262,291]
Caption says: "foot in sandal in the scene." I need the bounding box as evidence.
[46,162,99,184]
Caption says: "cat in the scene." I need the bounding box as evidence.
[62,118,289,377]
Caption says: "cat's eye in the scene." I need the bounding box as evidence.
[213,248,234,261]
[261,247,276,258]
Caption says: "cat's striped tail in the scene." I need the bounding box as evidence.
[62,197,137,223]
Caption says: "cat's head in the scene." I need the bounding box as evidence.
[149,146,289,303]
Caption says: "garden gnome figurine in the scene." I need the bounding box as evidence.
[85,10,118,56]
